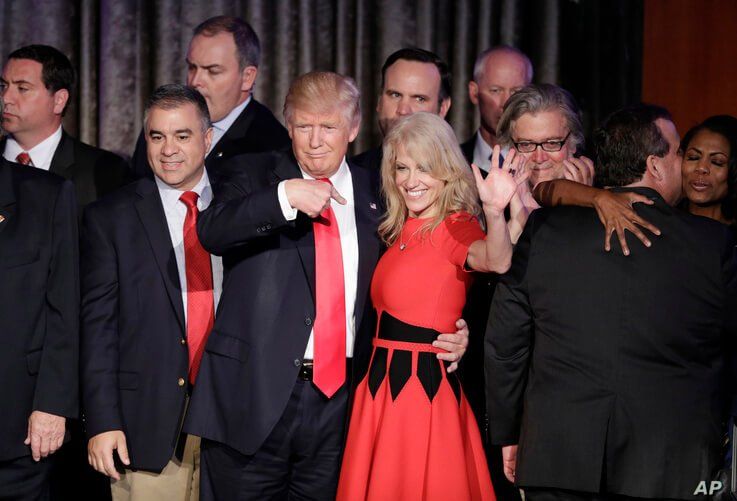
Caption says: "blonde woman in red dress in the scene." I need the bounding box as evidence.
[337,112,528,501]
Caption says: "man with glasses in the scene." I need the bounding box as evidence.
[497,83,594,188]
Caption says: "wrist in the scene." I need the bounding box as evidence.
[483,203,505,218]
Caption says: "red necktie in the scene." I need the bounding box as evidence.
[15,152,32,165]
[312,179,346,398]
[180,191,215,384]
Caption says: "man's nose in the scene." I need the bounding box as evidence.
[531,145,547,163]
[397,98,412,116]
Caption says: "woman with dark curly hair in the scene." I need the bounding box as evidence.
[679,115,737,229]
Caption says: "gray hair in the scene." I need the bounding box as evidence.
[497,83,584,153]
[472,45,533,83]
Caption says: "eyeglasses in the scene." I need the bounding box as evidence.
[513,132,571,153]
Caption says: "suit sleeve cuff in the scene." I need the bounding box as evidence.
[277,180,298,221]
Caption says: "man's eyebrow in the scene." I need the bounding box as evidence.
[185,59,223,71]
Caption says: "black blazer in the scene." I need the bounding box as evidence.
[350,146,383,171]
[129,99,291,179]
[0,159,79,461]
[485,187,737,499]
[80,174,216,472]
[184,151,383,456]
[460,135,475,165]
[1,130,132,211]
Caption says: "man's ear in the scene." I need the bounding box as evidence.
[468,81,479,106]
[646,154,664,181]
[240,66,258,94]
[439,97,451,119]
[52,89,69,116]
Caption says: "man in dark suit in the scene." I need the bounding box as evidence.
[1,43,131,500]
[486,104,737,500]
[0,159,79,499]
[1,44,131,210]
[185,71,469,500]
[82,85,220,500]
[351,47,451,171]
[458,46,532,501]
[460,46,532,171]
[130,16,290,179]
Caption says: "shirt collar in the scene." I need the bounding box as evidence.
[212,95,252,134]
[154,167,213,209]
[4,125,63,170]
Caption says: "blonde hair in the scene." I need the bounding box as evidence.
[283,71,361,129]
[379,112,481,245]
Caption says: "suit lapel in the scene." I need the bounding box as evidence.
[349,162,382,331]
[206,101,257,165]
[272,153,317,303]
[134,179,186,333]
[49,130,75,180]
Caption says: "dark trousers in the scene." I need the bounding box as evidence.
[200,379,348,500]
[49,420,111,500]
[524,487,683,501]
[0,454,53,501]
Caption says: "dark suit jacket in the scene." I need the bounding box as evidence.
[80,174,215,472]
[1,130,131,211]
[130,99,291,179]
[0,159,79,461]
[460,135,475,165]
[486,187,737,499]
[184,151,383,456]
[350,146,383,171]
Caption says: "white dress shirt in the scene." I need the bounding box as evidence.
[3,125,63,171]
[277,158,359,358]
[472,130,509,172]
[155,170,224,324]
[208,96,252,154]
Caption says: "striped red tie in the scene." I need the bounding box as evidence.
[179,191,215,384]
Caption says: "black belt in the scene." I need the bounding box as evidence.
[297,359,352,381]
[298,360,314,381]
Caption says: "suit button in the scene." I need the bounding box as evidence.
[180,338,186,345]
[294,359,301,367]
[217,152,223,158]
[178,377,185,387]
[305,317,312,326]
[265,224,272,230]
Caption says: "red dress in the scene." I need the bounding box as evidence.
[337,213,496,501]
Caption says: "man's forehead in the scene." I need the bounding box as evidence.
[292,106,346,123]
[384,59,441,90]
[2,58,43,80]
[482,51,530,85]
[514,110,568,138]
[187,32,237,62]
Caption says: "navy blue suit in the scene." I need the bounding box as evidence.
[0,159,79,498]
[80,175,213,472]
[184,151,382,498]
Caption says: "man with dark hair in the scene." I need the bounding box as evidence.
[0,158,79,500]
[130,15,290,179]
[351,47,451,170]
[82,84,220,500]
[0,44,130,210]
[486,103,737,500]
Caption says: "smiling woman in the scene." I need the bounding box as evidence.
[679,115,737,228]
[337,112,528,501]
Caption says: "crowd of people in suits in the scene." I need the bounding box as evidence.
[1,13,736,501]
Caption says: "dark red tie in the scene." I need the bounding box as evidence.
[15,152,32,165]
[312,179,346,397]
[180,191,215,384]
